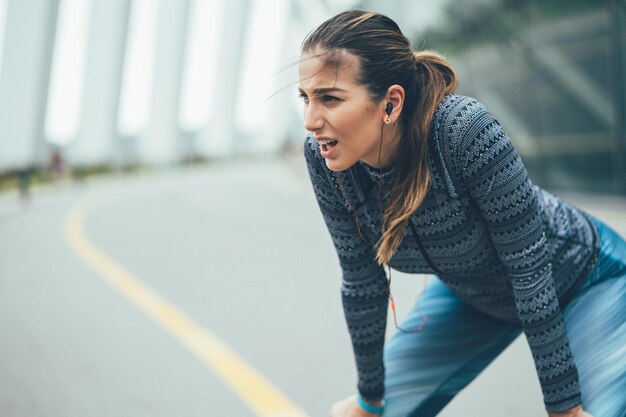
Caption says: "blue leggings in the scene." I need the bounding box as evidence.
[383,217,626,417]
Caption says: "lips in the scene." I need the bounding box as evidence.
[316,137,338,158]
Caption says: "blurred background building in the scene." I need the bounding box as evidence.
[0,0,624,195]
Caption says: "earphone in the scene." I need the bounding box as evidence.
[384,102,393,125]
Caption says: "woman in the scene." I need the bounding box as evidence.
[299,10,626,417]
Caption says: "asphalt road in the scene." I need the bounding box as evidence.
[1,158,624,417]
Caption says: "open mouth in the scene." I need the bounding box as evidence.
[319,140,338,152]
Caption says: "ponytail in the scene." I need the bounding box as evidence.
[376,50,457,265]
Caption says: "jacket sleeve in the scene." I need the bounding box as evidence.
[303,135,389,402]
[452,99,581,412]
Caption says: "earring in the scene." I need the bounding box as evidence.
[384,116,391,124]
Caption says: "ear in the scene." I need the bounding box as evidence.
[384,84,405,123]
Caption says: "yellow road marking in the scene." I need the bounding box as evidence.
[65,193,309,417]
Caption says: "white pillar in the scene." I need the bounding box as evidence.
[0,0,59,170]
[234,0,295,154]
[67,0,131,167]
[137,0,190,165]
[196,0,251,157]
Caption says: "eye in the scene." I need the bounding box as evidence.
[322,95,340,103]
[298,93,309,103]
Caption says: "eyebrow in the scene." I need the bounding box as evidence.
[298,87,348,95]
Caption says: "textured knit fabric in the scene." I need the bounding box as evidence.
[303,94,600,412]
[382,215,626,417]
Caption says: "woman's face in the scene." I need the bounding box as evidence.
[298,51,397,172]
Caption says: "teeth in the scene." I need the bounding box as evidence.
[319,140,337,145]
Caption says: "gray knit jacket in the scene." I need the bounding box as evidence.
[304,95,599,412]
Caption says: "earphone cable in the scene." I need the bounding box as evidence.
[329,115,429,335]
[378,120,428,334]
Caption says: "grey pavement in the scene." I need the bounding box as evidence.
[0,158,624,417]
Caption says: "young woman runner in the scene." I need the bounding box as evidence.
[299,9,626,417]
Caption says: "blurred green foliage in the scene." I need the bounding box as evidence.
[421,0,601,52]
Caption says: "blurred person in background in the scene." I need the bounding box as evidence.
[16,166,33,205]
[299,10,625,417]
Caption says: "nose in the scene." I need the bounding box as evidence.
[303,102,324,133]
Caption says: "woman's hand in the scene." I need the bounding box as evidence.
[548,405,593,417]
[330,395,381,417]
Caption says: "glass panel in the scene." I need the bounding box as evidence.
[421,0,625,194]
